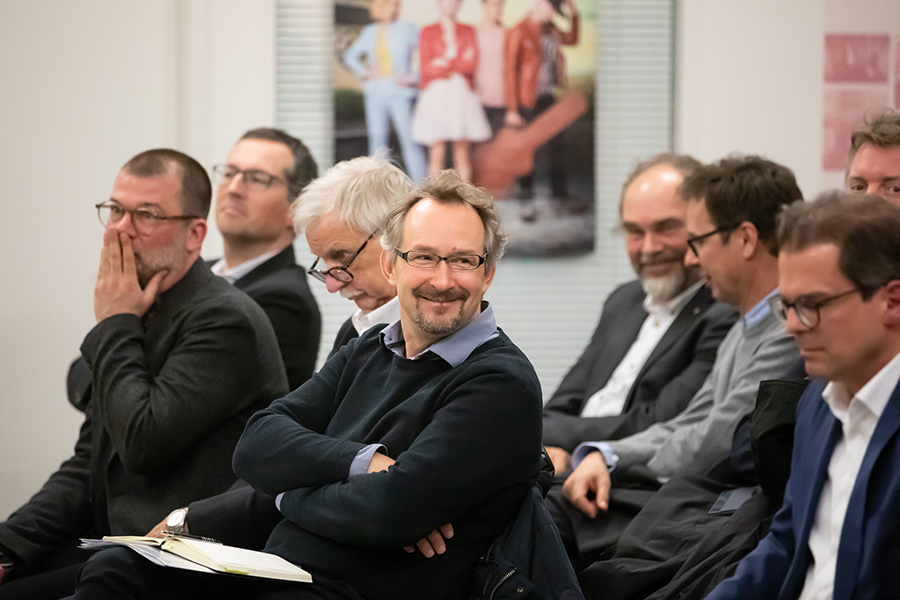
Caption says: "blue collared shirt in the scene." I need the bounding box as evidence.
[276,301,501,512]
[743,288,778,329]
[380,301,499,367]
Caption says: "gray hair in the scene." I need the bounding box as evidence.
[292,155,414,235]
[380,170,507,270]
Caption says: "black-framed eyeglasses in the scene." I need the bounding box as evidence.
[308,232,377,284]
[686,223,742,256]
[394,248,487,271]
[768,288,859,329]
[211,164,286,192]
[95,202,203,236]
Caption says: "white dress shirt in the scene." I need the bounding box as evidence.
[351,296,401,335]
[798,349,900,600]
[580,281,704,418]
[209,250,280,284]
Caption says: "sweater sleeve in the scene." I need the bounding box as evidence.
[232,342,369,494]
[612,317,798,478]
[274,359,542,548]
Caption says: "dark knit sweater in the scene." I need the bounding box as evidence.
[233,325,543,600]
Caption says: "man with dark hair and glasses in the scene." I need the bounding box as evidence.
[71,170,546,600]
[0,149,288,599]
[549,155,802,593]
[542,153,736,477]
[208,127,321,390]
[707,192,900,600]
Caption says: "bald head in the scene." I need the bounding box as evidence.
[620,163,699,303]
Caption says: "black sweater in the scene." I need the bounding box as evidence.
[234,325,543,600]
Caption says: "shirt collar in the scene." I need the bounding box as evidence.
[210,250,279,284]
[642,280,704,317]
[822,349,900,418]
[352,297,401,335]
[380,301,499,367]
[743,287,779,329]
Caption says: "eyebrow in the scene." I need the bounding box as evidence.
[107,198,164,211]
[622,218,684,230]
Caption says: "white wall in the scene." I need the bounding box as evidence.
[0,0,277,517]
[676,0,826,197]
[0,0,847,518]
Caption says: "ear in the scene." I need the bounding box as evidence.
[882,280,900,328]
[186,219,208,253]
[481,263,496,294]
[380,248,397,285]
[739,221,760,260]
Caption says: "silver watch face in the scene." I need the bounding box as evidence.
[166,509,186,529]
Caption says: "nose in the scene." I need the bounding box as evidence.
[783,306,809,336]
[325,275,349,294]
[866,182,880,196]
[226,171,246,194]
[684,247,699,267]
[641,232,663,255]
[112,212,137,237]
[429,260,454,289]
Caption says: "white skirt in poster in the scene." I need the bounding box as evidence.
[412,74,491,145]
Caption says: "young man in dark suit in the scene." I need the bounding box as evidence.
[0,150,288,599]
[707,193,900,600]
[209,128,321,390]
[542,153,737,474]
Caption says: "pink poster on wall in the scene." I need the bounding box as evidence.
[822,33,893,171]
[822,26,899,171]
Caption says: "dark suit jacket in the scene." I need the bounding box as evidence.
[216,245,321,391]
[543,281,737,450]
[0,259,288,566]
[707,377,900,600]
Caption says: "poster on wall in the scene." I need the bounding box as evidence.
[822,2,900,172]
[333,0,596,257]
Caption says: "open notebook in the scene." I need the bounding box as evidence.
[80,535,312,583]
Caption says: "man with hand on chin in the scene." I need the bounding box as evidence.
[0,149,287,600]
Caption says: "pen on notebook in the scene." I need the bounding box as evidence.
[162,530,222,545]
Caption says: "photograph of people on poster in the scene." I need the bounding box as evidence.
[334,0,596,256]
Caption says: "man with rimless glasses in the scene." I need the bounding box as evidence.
[72,170,543,600]
[0,149,288,599]
[707,193,900,600]
[208,128,321,390]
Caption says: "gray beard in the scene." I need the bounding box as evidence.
[641,269,687,305]
[414,307,465,337]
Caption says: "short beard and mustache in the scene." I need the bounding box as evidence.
[412,284,470,336]
[637,248,697,304]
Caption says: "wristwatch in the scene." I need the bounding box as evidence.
[164,507,189,536]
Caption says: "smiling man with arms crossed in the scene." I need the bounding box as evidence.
[72,170,543,600]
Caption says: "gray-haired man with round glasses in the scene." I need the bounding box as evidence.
[296,154,414,353]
